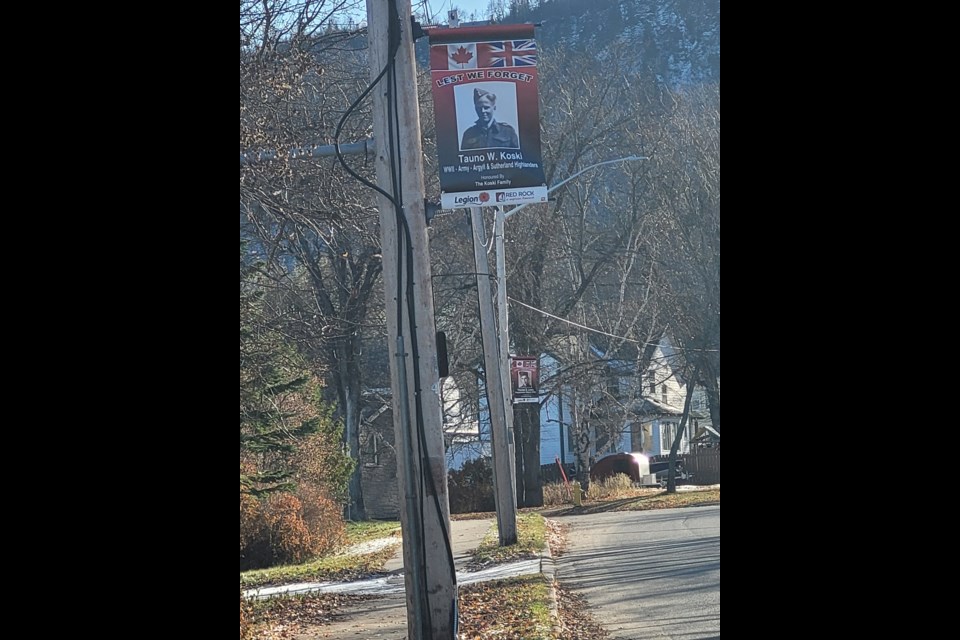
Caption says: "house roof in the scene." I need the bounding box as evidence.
[630,397,683,417]
[629,396,707,420]
[692,424,720,442]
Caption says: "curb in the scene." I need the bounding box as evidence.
[539,543,561,637]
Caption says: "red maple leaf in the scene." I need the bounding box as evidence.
[450,46,473,65]
[479,192,490,203]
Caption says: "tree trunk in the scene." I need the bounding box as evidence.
[568,384,591,493]
[574,428,592,494]
[513,404,543,507]
[706,376,721,434]
[334,339,366,520]
[513,404,525,506]
[522,422,542,507]
[667,371,699,493]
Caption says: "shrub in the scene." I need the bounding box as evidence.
[290,407,355,505]
[542,474,635,505]
[298,484,346,556]
[240,588,252,640]
[240,487,346,571]
[448,458,495,514]
[240,494,271,570]
[264,493,312,565]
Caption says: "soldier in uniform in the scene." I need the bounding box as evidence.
[460,88,520,150]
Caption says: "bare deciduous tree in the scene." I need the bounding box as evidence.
[240,1,384,518]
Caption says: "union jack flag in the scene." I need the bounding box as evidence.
[479,40,537,68]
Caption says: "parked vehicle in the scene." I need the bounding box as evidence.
[649,459,692,483]
[590,452,649,483]
[590,452,692,486]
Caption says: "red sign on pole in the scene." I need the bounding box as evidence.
[510,355,539,404]
[428,24,547,209]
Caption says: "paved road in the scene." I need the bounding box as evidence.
[554,505,720,639]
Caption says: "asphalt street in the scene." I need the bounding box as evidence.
[554,505,720,639]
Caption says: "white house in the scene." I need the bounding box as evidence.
[539,335,707,466]
[438,336,711,479]
[441,376,488,469]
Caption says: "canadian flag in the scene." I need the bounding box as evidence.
[432,41,538,71]
[431,43,477,70]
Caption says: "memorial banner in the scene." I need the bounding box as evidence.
[429,24,547,209]
[510,355,539,404]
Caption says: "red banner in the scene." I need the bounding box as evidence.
[428,24,547,209]
[510,356,539,404]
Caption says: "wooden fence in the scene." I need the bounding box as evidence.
[680,448,721,485]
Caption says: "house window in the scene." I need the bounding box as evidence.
[367,432,381,466]
[661,422,674,451]
[661,384,668,404]
[647,371,656,395]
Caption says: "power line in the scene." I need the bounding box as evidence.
[506,296,720,352]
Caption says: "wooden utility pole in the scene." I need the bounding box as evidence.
[470,206,518,545]
[494,207,519,503]
[366,2,456,638]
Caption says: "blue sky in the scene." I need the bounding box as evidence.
[354,2,496,26]
[416,1,494,22]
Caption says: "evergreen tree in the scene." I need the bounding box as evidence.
[240,245,324,496]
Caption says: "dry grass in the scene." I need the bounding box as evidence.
[544,475,657,506]
[469,512,547,569]
[240,541,400,588]
[585,475,639,500]
[543,481,572,506]
[544,487,720,516]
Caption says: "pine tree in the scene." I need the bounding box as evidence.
[240,245,320,496]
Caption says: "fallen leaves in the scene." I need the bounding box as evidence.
[457,575,553,639]
[555,583,610,640]
[544,518,567,557]
[248,592,379,639]
[468,513,547,570]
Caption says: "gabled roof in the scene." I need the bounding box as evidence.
[587,335,687,381]
[692,424,720,442]
[630,397,684,417]
[629,396,707,420]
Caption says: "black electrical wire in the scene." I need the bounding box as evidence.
[385,3,405,344]
[333,52,397,208]
[403,228,458,579]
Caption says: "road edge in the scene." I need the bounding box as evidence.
[540,540,561,637]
